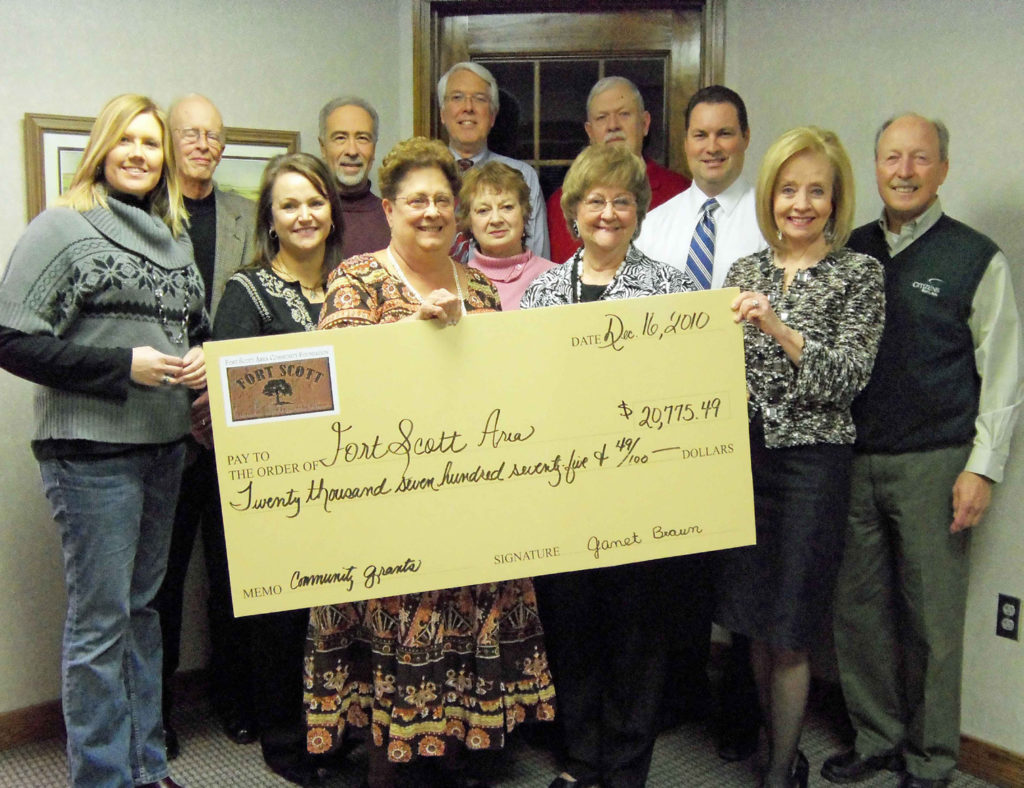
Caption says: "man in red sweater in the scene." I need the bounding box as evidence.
[546,76,690,262]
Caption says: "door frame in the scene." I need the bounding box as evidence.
[411,0,725,139]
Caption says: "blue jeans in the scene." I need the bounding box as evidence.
[40,442,185,788]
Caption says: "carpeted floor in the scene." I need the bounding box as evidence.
[0,698,996,787]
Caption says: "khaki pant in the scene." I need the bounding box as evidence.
[833,446,972,781]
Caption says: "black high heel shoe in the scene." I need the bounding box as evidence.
[758,751,809,788]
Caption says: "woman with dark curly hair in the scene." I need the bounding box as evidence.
[306,137,555,788]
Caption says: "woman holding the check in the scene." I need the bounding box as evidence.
[305,137,554,788]
[521,143,695,788]
[716,126,884,788]
[211,151,345,786]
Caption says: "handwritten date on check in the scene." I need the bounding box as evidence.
[204,289,754,616]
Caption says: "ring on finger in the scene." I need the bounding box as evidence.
[162,374,173,385]
[751,299,760,308]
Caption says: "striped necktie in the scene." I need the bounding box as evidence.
[686,198,718,289]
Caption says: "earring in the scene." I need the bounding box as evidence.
[776,228,783,242]
[571,219,580,238]
[329,222,335,234]
[824,217,836,244]
[269,228,278,240]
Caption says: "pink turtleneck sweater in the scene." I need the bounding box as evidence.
[468,248,555,310]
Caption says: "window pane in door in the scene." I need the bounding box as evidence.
[483,61,534,162]
[538,59,599,163]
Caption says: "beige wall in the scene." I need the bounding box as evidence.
[726,0,1024,754]
[0,0,413,712]
[1,0,1021,761]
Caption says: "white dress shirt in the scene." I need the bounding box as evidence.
[635,177,766,289]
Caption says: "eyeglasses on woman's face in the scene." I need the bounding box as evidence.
[394,193,455,212]
[581,194,637,214]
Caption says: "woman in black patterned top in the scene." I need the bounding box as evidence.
[717,127,884,788]
[521,144,695,788]
[210,152,345,786]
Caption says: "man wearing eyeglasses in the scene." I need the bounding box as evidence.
[438,61,549,261]
[155,93,257,758]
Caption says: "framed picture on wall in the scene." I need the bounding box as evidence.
[22,113,300,221]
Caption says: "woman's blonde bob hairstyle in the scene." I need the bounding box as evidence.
[560,144,652,240]
[57,94,187,237]
[755,126,854,253]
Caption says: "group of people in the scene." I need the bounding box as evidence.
[0,60,1020,788]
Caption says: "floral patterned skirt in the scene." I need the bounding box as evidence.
[305,579,555,763]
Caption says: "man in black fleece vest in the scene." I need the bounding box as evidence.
[822,115,1022,788]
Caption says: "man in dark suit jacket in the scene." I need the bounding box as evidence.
[155,94,256,758]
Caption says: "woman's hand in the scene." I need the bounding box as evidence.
[190,390,214,449]
[176,346,207,390]
[731,290,805,364]
[409,289,463,326]
[131,346,185,387]
[732,290,779,332]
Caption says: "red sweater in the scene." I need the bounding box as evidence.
[546,157,690,263]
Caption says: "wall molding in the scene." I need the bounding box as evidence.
[959,735,1024,788]
[0,699,63,750]
[2,674,1021,788]
[0,670,208,751]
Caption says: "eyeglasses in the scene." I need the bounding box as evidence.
[581,195,637,213]
[174,128,224,148]
[395,193,455,211]
[444,92,491,108]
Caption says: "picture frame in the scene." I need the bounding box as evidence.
[22,113,300,221]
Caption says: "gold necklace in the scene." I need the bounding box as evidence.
[271,257,323,301]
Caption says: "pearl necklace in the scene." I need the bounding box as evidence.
[387,246,466,316]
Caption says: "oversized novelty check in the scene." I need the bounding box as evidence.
[205,288,754,615]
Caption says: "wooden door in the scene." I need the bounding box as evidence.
[413,0,724,196]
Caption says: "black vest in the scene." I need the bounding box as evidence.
[849,214,996,454]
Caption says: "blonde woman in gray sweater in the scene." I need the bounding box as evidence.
[0,94,206,788]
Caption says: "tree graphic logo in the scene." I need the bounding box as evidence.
[263,379,293,406]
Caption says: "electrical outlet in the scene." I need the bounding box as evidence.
[996,594,1020,640]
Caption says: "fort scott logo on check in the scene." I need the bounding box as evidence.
[224,348,336,423]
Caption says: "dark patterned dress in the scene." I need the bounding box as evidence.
[305,253,555,763]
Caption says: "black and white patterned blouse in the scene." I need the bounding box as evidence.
[213,268,321,340]
[725,247,885,448]
[519,244,696,308]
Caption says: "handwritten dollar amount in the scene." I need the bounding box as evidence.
[617,398,722,430]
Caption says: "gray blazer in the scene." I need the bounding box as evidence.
[210,187,256,317]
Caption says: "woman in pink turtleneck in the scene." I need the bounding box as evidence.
[457,161,555,309]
